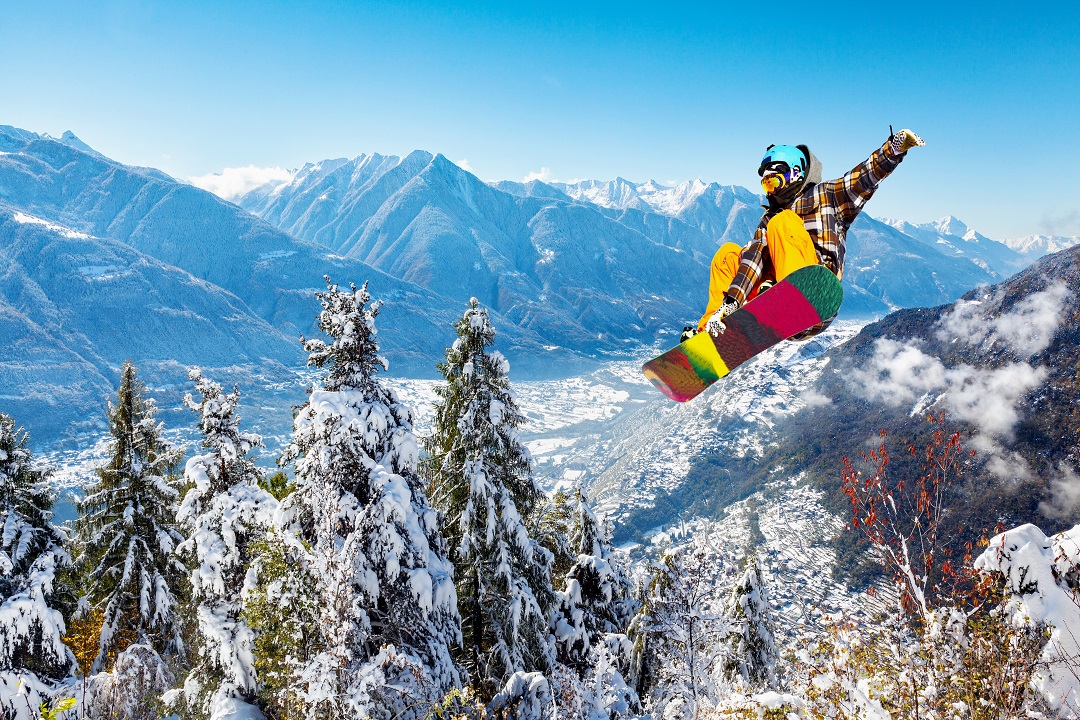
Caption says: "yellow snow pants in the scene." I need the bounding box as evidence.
[697,210,819,330]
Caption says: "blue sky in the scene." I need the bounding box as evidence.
[2,0,1078,238]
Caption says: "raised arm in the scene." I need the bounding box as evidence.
[823,130,925,227]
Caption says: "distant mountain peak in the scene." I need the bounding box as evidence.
[931,215,970,236]
[1003,234,1080,258]
[51,130,107,159]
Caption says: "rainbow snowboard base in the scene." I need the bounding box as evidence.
[642,264,843,403]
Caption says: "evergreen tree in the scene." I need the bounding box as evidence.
[531,489,576,583]
[425,298,555,698]
[72,361,186,673]
[552,489,635,671]
[723,552,778,690]
[277,277,460,719]
[629,535,731,719]
[0,413,72,710]
[176,368,276,712]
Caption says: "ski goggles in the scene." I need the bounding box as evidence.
[761,173,786,195]
[760,163,802,195]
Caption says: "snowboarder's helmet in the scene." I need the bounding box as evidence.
[758,145,807,176]
[758,145,807,196]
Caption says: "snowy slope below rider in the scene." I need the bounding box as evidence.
[692,129,925,339]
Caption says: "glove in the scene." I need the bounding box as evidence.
[680,326,697,342]
[889,128,925,155]
[705,296,741,336]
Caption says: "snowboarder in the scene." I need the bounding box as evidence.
[683,128,925,341]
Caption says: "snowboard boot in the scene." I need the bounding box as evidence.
[680,326,697,342]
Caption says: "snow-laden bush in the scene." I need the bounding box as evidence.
[976,522,1080,715]
[629,533,734,719]
[85,643,173,720]
[489,671,552,719]
[809,418,1055,719]
[552,490,636,674]
[723,553,778,690]
[0,670,56,720]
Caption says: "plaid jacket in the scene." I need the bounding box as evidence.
[726,140,906,307]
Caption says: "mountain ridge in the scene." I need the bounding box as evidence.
[235,148,1007,333]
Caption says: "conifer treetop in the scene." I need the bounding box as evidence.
[177,369,276,708]
[426,299,553,693]
[442,298,512,390]
[0,415,60,580]
[272,280,462,715]
[184,367,262,471]
[302,276,388,393]
[281,278,416,489]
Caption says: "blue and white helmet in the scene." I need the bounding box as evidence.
[758,144,807,177]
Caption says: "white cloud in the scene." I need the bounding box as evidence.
[981,445,1035,484]
[457,158,474,173]
[847,285,1070,481]
[799,388,832,408]
[188,165,294,200]
[849,338,1046,441]
[993,284,1069,355]
[524,167,555,183]
[1040,463,1080,520]
[849,335,1050,483]
[934,299,988,347]
[940,362,1046,438]
[936,283,1069,356]
[848,339,948,408]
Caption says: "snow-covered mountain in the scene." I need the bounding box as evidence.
[1003,233,1080,260]
[0,126,588,449]
[238,151,718,352]
[0,205,304,446]
[555,177,713,216]
[0,126,574,375]
[0,123,1049,453]
[880,215,1028,278]
[237,152,1005,329]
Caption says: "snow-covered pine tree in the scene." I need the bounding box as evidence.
[0,413,72,711]
[531,489,579,587]
[629,535,731,719]
[72,361,186,673]
[277,277,460,719]
[723,552,778,690]
[425,298,555,698]
[176,368,277,712]
[552,489,635,671]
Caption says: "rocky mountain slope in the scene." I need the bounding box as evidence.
[487,244,1080,581]
[0,123,1060,456]
[0,205,306,444]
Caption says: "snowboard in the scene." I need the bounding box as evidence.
[642,264,843,403]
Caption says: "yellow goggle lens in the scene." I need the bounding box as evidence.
[761,174,784,194]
